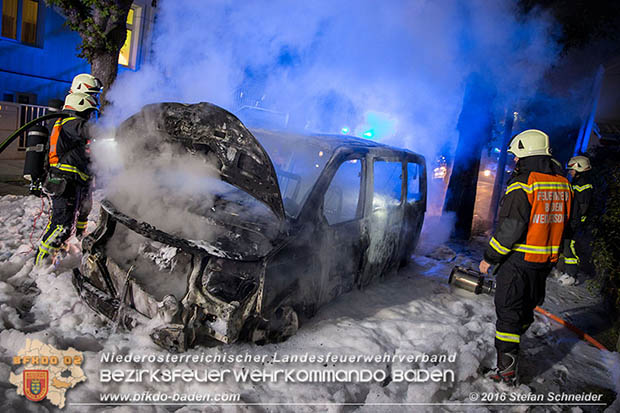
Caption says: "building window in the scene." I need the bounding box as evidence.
[1,0,39,45]
[119,5,141,68]
[2,0,18,39]
[21,0,37,44]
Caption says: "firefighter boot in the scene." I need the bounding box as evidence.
[489,351,519,385]
[75,228,86,241]
[76,220,88,240]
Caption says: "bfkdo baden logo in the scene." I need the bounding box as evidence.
[23,370,49,402]
[9,339,87,409]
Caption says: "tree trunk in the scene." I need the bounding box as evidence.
[90,50,120,108]
[87,1,132,110]
[443,72,497,240]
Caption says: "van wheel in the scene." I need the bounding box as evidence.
[268,306,299,342]
[242,306,299,344]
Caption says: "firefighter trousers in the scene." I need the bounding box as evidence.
[494,257,551,353]
[35,179,92,265]
[562,239,579,277]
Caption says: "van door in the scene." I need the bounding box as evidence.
[259,152,367,318]
[315,155,367,305]
[398,159,427,265]
[357,158,404,288]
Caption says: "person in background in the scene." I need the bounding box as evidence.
[561,155,593,279]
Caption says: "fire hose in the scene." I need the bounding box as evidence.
[533,306,608,351]
[449,266,609,351]
[0,112,70,155]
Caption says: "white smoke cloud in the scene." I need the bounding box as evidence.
[103,0,559,161]
[92,123,223,242]
[91,0,562,250]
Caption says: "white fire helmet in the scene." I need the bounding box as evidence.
[63,92,98,113]
[70,73,103,95]
[507,129,552,158]
[567,155,591,172]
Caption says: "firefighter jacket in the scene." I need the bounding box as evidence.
[568,170,593,236]
[484,156,573,268]
[48,111,92,182]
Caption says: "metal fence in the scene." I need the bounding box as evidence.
[17,103,49,149]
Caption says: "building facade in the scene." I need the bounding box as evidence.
[0,0,155,160]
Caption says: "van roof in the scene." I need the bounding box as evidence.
[251,128,422,157]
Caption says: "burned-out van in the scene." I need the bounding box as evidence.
[73,102,426,351]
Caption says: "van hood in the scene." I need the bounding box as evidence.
[116,102,286,220]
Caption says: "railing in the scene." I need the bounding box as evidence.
[17,103,50,150]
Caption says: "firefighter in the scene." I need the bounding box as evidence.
[69,73,103,96]
[479,129,572,385]
[562,155,593,278]
[35,92,98,266]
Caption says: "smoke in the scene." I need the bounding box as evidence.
[103,0,560,161]
[417,212,457,256]
[91,114,223,242]
[91,104,281,254]
[93,0,562,249]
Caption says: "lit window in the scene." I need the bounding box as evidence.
[118,30,132,65]
[1,0,39,44]
[21,0,38,44]
[2,0,18,39]
[119,6,141,68]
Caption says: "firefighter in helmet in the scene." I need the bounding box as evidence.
[69,73,103,96]
[562,155,593,278]
[35,92,98,266]
[479,129,572,384]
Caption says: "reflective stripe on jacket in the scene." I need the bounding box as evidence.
[484,156,573,266]
[49,162,90,181]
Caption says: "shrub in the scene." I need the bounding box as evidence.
[587,146,620,312]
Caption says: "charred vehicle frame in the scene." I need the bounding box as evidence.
[72,102,427,351]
